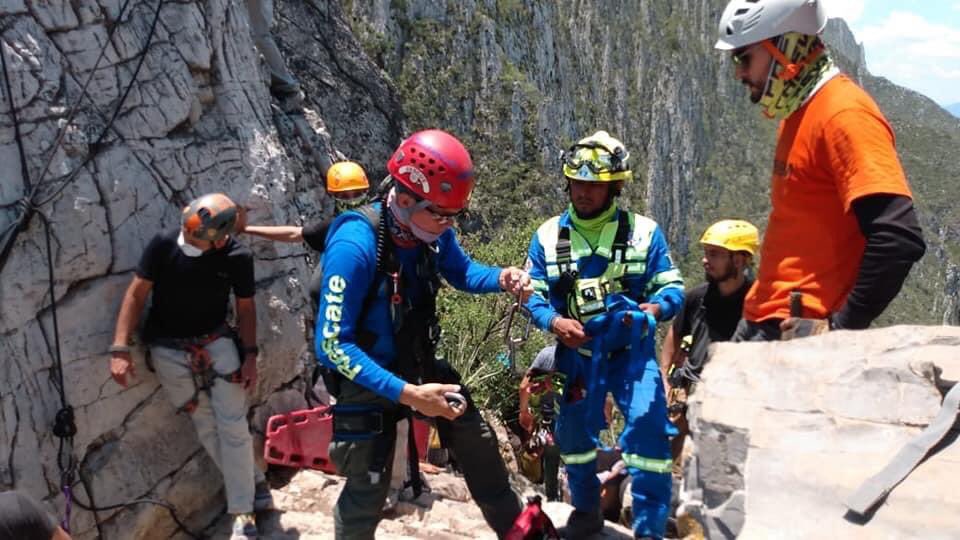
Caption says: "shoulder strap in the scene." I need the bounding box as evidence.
[556,225,572,272]
[611,210,630,263]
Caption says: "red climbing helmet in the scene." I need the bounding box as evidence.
[386,129,475,210]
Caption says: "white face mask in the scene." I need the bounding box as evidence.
[177,232,205,257]
[386,188,443,244]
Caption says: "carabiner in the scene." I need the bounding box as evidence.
[503,291,532,373]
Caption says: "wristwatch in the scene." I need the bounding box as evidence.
[108,344,131,354]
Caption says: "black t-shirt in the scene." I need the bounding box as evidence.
[0,490,57,540]
[674,279,752,344]
[136,230,255,340]
[302,219,331,252]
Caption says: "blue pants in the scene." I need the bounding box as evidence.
[554,344,674,538]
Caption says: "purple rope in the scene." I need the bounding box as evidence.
[61,482,73,532]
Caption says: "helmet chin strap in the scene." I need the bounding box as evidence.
[761,39,825,81]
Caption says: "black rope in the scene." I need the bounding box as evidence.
[0,33,32,193]
[36,0,165,207]
[28,0,137,203]
[0,2,204,538]
[70,494,205,539]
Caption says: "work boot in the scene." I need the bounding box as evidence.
[561,507,604,538]
[253,481,275,512]
[230,512,258,539]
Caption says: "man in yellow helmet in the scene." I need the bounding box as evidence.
[525,131,684,539]
[660,220,759,474]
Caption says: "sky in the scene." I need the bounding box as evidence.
[822,0,960,106]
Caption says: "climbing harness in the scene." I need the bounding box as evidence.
[150,326,243,414]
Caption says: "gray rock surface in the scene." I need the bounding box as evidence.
[209,468,635,539]
[681,326,960,539]
[0,1,401,537]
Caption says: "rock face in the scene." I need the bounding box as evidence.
[0,1,400,537]
[681,326,960,539]
[210,468,636,539]
[3,1,960,538]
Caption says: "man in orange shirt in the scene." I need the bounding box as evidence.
[715,0,926,341]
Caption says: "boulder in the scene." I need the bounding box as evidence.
[681,326,960,539]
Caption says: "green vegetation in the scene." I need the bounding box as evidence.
[345,0,960,419]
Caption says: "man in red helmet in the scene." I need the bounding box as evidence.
[109,193,272,539]
[315,129,531,538]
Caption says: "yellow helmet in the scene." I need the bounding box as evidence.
[700,220,760,256]
[326,161,370,193]
[561,131,632,183]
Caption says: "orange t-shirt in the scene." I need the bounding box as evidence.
[744,74,913,322]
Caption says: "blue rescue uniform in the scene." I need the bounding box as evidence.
[526,208,684,538]
[315,204,521,538]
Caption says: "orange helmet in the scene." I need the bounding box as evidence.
[182,193,239,242]
[326,161,370,194]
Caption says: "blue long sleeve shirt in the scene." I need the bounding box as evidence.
[526,208,684,338]
[315,205,502,402]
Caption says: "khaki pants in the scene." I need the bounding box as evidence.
[151,337,262,514]
[245,0,300,93]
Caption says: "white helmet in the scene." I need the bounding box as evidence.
[715,0,828,50]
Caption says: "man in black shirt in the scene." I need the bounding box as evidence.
[0,490,71,540]
[659,220,759,474]
[109,193,269,540]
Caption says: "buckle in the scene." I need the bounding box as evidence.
[332,404,384,441]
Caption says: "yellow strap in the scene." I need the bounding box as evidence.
[561,449,598,465]
[622,453,672,474]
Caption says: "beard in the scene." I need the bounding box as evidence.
[705,264,739,285]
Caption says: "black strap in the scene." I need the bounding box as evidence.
[405,410,423,498]
[611,210,630,263]
[669,297,710,389]
[556,226,572,272]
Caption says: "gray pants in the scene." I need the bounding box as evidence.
[330,367,522,539]
[245,0,300,94]
[730,318,782,342]
[151,337,262,514]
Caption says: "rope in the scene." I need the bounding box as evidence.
[36,0,165,207]
[1,3,203,538]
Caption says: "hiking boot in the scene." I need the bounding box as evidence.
[272,87,304,113]
[230,512,258,539]
[561,508,604,538]
[253,482,275,512]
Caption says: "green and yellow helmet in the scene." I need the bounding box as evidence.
[561,130,632,183]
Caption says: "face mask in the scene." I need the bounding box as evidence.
[386,188,443,244]
[177,232,205,257]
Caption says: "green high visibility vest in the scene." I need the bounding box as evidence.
[535,211,658,321]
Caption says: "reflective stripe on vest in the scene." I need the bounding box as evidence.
[622,453,672,474]
[561,448,598,465]
[537,213,657,282]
